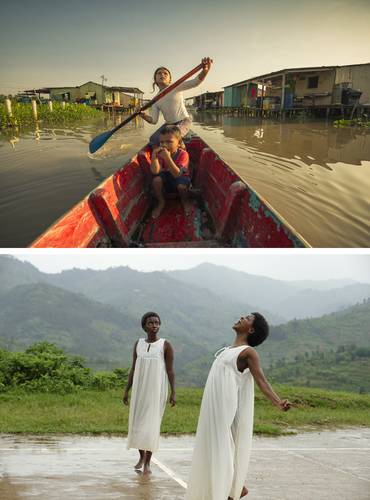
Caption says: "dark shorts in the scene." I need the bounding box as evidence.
[155,171,191,193]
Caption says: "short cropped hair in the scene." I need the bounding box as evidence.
[160,125,182,138]
[141,311,161,330]
[248,312,269,347]
[159,125,185,149]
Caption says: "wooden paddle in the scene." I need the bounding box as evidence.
[89,63,203,154]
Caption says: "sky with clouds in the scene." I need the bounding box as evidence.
[1,0,369,96]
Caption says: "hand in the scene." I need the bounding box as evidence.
[170,392,176,407]
[123,393,129,406]
[201,57,213,72]
[139,111,152,123]
[152,146,162,159]
[158,147,171,160]
[277,399,292,412]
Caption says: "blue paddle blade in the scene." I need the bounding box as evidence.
[89,129,114,154]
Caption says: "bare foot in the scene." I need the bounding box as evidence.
[151,200,165,219]
[241,486,248,497]
[227,486,248,500]
[181,199,193,217]
[134,459,144,470]
[143,463,152,475]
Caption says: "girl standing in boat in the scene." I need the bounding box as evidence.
[185,313,292,500]
[140,57,212,146]
[123,312,176,474]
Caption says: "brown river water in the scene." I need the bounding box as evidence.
[0,112,369,247]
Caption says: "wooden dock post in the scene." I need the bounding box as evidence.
[5,98,12,118]
[32,100,38,120]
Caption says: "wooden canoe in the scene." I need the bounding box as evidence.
[31,133,310,248]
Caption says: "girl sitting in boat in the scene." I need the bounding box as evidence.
[150,125,191,218]
[140,57,212,146]
[123,312,176,475]
[185,313,292,500]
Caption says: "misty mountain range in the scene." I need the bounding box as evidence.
[2,257,369,322]
[0,255,369,388]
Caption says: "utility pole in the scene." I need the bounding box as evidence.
[100,74,107,104]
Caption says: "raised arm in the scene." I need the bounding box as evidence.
[123,341,138,405]
[157,148,182,177]
[164,340,176,406]
[176,57,213,92]
[242,348,291,411]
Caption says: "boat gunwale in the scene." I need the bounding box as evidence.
[30,133,311,248]
[187,133,311,248]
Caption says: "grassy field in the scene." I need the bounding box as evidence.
[0,102,104,128]
[1,385,370,436]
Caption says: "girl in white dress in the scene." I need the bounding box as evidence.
[139,57,213,146]
[123,312,176,475]
[186,313,292,500]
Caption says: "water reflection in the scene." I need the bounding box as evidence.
[192,111,370,167]
[0,115,150,247]
[0,112,369,247]
[90,166,107,182]
[190,111,370,247]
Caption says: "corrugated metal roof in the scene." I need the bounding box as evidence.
[24,81,144,94]
[107,86,143,94]
[223,62,370,88]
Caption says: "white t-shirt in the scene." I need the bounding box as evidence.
[150,77,202,124]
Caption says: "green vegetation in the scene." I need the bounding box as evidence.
[0,102,104,129]
[333,118,370,128]
[267,345,370,394]
[0,343,369,435]
[0,342,128,394]
[0,385,369,436]
[259,298,370,370]
[1,256,370,390]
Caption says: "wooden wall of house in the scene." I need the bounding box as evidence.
[223,86,244,107]
[120,93,132,107]
[335,64,370,104]
[79,82,104,103]
[50,87,79,101]
[224,87,233,107]
[294,70,335,106]
[238,85,248,106]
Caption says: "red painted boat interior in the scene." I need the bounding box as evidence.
[31,134,307,248]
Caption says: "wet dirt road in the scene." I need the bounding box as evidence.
[1,428,370,499]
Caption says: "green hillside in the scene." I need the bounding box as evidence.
[266,345,370,393]
[0,255,44,291]
[0,283,137,364]
[0,282,251,378]
[0,257,369,392]
[260,299,370,366]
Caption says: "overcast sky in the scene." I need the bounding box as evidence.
[1,0,369,97]
[9,252,370,283]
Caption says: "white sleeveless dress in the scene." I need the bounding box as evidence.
[127,338,168,452]
[185,345,254,500]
